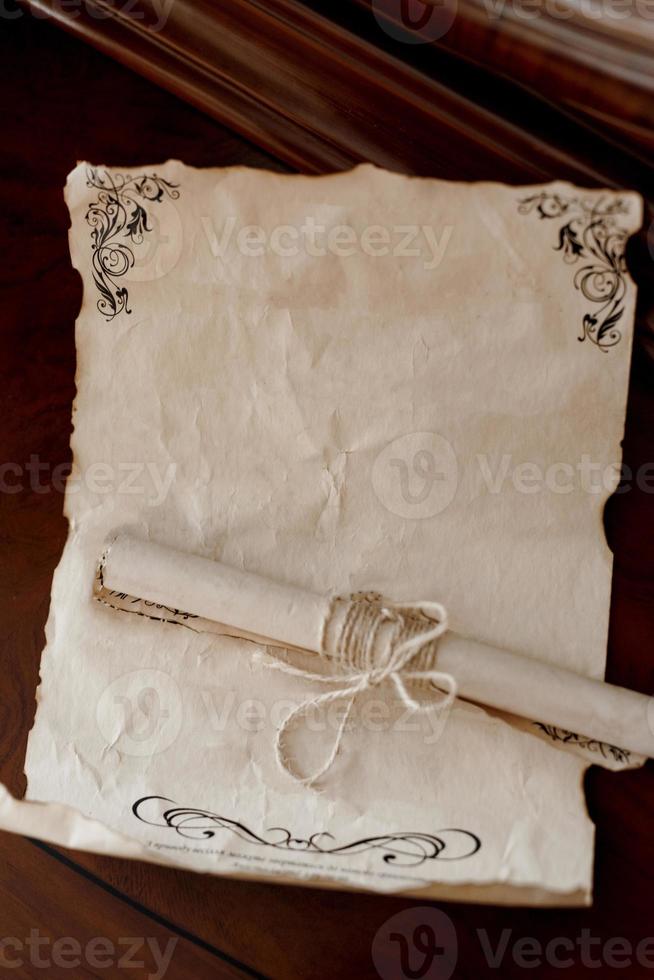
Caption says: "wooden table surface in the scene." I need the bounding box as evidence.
[2,14,654,979]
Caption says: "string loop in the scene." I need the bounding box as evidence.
[262,594,456,787]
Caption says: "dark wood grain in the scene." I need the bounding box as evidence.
[1,11,654,980]
[0,833,248,978]
[19,0,654,195]
[348,0,654,158]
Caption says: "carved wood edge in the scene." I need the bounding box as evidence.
[19,0,654,195]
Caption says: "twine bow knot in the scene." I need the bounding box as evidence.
[261,596,457,786]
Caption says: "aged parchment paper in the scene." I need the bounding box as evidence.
[12,163,643,904]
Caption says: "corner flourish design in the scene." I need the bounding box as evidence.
[518,193,632,351]
[85,167,180,321]
[133,796,481,868]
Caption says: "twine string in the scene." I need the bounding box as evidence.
[261,595,457,786]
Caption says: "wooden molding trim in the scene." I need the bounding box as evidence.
[350,0,654,158]
[21,0,654,200]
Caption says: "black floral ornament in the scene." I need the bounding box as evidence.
[518,192,632,351]
[534,724,631,765]
[85,167,180,321]
[132,796,482,868]
[557,222,584,260]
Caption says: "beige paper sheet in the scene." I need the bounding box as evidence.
[14,162,642,904]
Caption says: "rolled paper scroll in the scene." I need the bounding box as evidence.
[97,533,654,762]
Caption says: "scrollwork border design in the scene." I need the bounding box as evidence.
[518,193,632,351]
[133,796,481,868]
[85,167,180,321]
